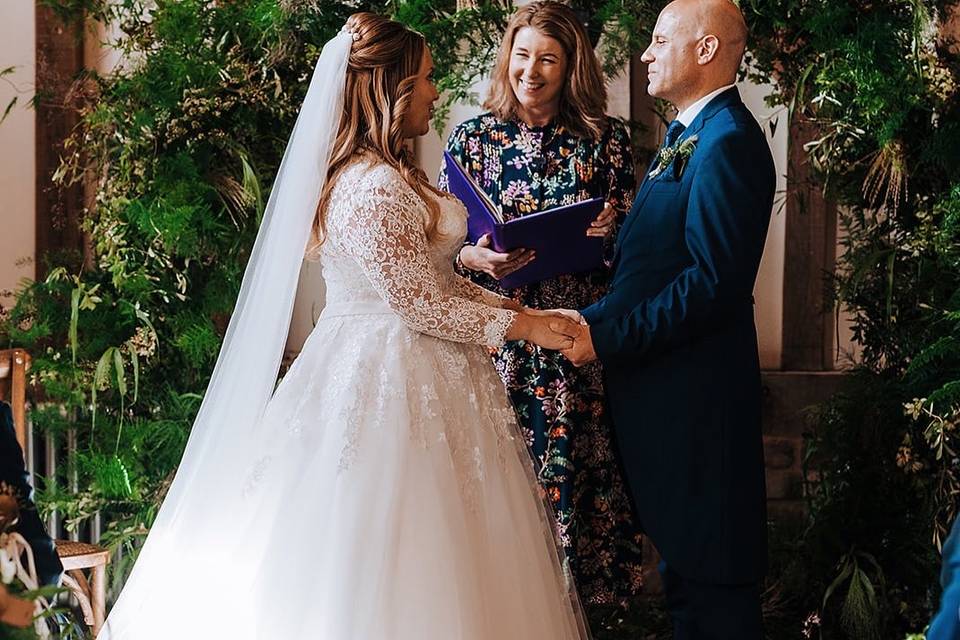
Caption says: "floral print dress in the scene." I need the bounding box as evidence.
[439,113,644,605]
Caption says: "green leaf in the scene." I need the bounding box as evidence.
[44,266,67,284]
[94,453,132,499]
[129,346,139,404]
[0,96,17,126]
[70,286,80,365]
[92,347,116,432]
[790,62,816,117]
[114,347,127,397]
[823,556,854,611]
[886,251,896,322]
[929,380,960,409]
[239,151,264,220]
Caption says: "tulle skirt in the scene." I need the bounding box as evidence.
[98,301,589,639]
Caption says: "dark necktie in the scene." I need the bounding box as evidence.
[664,120,686,149]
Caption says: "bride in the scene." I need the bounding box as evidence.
[98,12,591,640]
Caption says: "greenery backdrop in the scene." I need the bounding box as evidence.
[1,1,958,638]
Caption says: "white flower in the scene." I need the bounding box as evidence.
[0,546,16,584]
[648,135,700,180]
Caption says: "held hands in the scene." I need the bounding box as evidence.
[529,314,581,351]
[459,235,535,279]
[505,308,598,365]
[560,322,597,367]
[523,307,584,323]
[587,202,616,238]
[526,308,597,367]
[506,312,580,351]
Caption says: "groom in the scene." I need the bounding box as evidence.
[558,0,774,637]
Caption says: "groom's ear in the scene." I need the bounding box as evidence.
[695,35,719,65]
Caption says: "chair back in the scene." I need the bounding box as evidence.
[0,348,31,453]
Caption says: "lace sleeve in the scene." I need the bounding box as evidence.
[334,170,517,347]
[448,274,513,309]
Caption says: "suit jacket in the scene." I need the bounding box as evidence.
[581,87,775,584]
[929,515,960,639]
[0,401,62,586]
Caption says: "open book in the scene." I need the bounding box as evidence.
[443,151,605,289]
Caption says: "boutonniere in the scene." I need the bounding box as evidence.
[648,134,699,180]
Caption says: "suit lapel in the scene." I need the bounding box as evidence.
[612,87,744,266]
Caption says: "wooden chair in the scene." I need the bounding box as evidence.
[0,348,109,636]
[58,541,110,633]
[0,349,29,452]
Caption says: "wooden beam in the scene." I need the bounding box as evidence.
[781,117,838,371]
[35,5,84,278]
[0,349,31,453]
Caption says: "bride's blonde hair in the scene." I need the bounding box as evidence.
[313,13,444,246]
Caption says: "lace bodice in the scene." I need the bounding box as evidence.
[320,155,517,347]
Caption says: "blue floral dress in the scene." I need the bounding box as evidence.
[439,113,644,605]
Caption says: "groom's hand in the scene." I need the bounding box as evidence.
[561,322,597,367]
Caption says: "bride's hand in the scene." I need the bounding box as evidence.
[522,307,585,324]
[506,314,580,350]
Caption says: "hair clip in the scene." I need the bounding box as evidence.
[340,26,361,42]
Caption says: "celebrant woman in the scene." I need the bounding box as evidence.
[439,0,644,605]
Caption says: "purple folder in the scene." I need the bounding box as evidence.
[443,151,605,289]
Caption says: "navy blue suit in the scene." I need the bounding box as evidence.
[928,515,960,639]
[581,87,774,636]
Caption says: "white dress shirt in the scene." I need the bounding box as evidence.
[675,83,737,127]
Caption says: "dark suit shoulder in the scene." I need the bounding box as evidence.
[701,103,763,141]
[696,108,773,172]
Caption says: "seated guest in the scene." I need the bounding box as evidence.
[0,401,62,587]
[928,514,960,639]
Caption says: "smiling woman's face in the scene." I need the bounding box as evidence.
[508,26,568,123]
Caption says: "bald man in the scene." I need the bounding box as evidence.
[558,1,774,637]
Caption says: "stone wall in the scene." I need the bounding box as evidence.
[762,371,849,521]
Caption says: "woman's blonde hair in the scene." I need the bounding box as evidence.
[313,12,444,246]
[484,1,607,141]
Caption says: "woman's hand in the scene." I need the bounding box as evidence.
[523,307,584,324]
[459,235,535,279]
[586,202,616,237]
[505,313,580,350]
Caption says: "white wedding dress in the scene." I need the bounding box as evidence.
[98,154,589,639]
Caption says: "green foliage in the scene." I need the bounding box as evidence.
[743,1,960,637]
